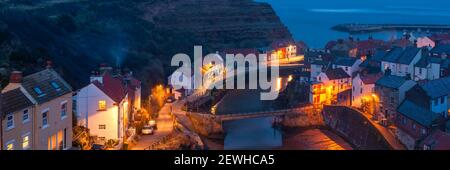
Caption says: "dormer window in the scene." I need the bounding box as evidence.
[33,86,45,97]
[50,81,61,91]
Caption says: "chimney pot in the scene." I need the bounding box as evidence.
[10,71,23,84]
[46,60,52,69]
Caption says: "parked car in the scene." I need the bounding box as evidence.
[92,144,107,150]
[149,120,157,129]
[141,125,154,135]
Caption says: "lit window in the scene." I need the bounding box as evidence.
[98,100,106,110]
[422,129,427,135]
[7,113,14,129]
[23,109,29,123]
[61,103,67,118]
[42,111,48,127]
[6,141,14,150]
[22,135,30,149]
[50,81,61,90]
[412,123,416,130]
[99,125,106,129]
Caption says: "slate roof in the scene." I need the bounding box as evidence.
[325,68,350,80]
[382,47,421,64]
[430,44,450,54]
[21,69,72,104]
[334,57,358,66]
[419,76,450,98]
[397,100,441,127]
[375,75,408,89]
[1,88,34,118]
[360,73,383,84]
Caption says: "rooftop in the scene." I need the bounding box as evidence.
[1,88,34,118]
[360,73,383,84]
[382,47,421,64]
[334,57,358,66]
[21,69,72,104]
[397,100,441,127]
[325,68,350,80]
[420,76,450,98]
[92,72,128,103]
[375,75,409,89]
[430,44,450,55]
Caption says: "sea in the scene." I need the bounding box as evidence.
[257,0,450,48]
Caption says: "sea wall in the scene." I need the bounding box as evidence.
[187,112,224,137]
[281,107,324,128]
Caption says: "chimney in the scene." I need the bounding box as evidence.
[10,71,23,84]
[90,70,103,84]
[46,60,52,69]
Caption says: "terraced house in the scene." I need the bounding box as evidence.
[1,68,73,150]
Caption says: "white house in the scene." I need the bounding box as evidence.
[381,47,423,80]
[310,68,351,105]
[351,73,383,108]
[416,36,436,49]
[413,56,441,81]
[75,71,130,144]
[310,60,329,81]
[332,57,362,77]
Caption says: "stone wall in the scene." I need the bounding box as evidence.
[281,107,324,128]
[187,112,224,137]
[322,105,393,150]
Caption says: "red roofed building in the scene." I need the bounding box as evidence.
[75,67,141,147]
[430,33,450,44]
[356,39,390,57]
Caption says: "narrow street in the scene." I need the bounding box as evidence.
[131,103,174,150]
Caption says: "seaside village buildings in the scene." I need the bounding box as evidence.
[75,65,141,147]
[308,34,450,150]
[3,34,450,150]
[0,63,141,150]
[1,68,73,150]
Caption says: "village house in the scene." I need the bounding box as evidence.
[429,33,450,45]
[395,100,442,150]
[1,68,73,150]
[413,55,443,81]
[355,38,390,57]
[332,57,362,77]
[406,77,450,118]
[310,68,351,105]
[380,47,423,79]
[269,40,297,60]
[75,66,139,147]
[1,88,35,150]
[359,49,387,73]
[374,75,416,126]
[416,36,436,49]
[351,73,383,114]
[310,59,331,82]
[421,129,450,150]
[430,44,450,58]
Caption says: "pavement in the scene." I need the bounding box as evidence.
[131,103,175,150]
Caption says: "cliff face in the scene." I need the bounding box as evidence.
[0,0,292,94]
